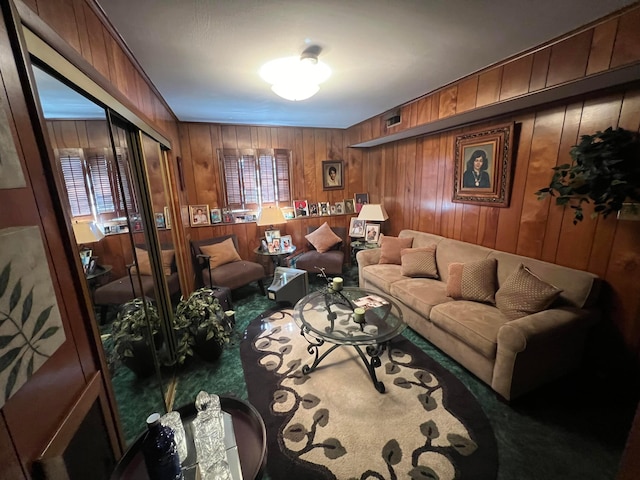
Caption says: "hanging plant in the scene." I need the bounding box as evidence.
[535,127,640,224]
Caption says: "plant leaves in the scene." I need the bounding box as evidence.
[9,280,22,313]
[21,288,33,325]
[0,335,17,349]
[0,262,10,299]
[32,306,53,337]
[0,347,22,374]
[5,356,22,401]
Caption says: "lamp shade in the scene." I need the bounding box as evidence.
[357,204,389,222]
[72,221,105,244]
[256,206,287,227]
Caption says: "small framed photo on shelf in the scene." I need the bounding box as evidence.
[154,212,166,229]
[319,202,331,216]
[164,206,172,229]
[210,208,222,224]
[344,199,355,214]
[309,203,319,216]
[335,201,345,214]
[222,209,234,224]
[294,200,309,217]
[330,205,337,215]
[280,235,293,252]
[365,223,381,243]
[281,206,295,220]
[349,218,366,238]
[354,193,369,213]
[190,204,211,226]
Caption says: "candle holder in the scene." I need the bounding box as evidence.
[353,307,366,330]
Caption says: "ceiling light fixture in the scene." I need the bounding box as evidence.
[260,45,331,101]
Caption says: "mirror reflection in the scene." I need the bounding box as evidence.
[32,64,173,444]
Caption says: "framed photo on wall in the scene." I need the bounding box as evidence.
[154,212,166,229]
[452,123,515,207]
[190,204,211,226]
[322,160,344,190]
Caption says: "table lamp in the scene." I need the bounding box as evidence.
[256,206,287,230]
[357,204,389,223]
[72,221,105,272]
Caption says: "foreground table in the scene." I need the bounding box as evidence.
[293,287,405,393]
[110,396,266,480]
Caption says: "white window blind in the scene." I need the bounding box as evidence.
[58,148,91,217]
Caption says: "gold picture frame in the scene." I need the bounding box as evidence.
[452,123,515,207]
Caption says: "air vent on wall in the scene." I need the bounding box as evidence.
[384,109,401,128]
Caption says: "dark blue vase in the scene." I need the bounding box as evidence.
[141,413,183,480]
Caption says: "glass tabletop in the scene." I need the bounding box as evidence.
[293,287,405,345]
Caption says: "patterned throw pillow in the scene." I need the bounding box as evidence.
[378,236,414,264]
[305,222,342,253]
[200,238,242,269]
[446,258,497,304]
[400,245,439,278]
[496,264,562,320]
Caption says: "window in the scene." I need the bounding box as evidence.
[56,146,137,220]
[218,148,292,210]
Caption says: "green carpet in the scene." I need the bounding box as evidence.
[105,266,638,480]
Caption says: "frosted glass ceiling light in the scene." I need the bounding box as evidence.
[260,45,331,101]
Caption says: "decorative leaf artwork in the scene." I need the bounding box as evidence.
[0,227,65,408]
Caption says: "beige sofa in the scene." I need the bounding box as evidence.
[357,229,602,401]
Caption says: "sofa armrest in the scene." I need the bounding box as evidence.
[497,307,596,353]
[493,307,598,400]
[356,248,381,288]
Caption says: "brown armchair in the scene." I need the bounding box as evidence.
[294,226,347,276]
[93,244,180,324]
[191,234,266,295]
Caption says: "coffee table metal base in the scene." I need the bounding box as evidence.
[299,327,387,393]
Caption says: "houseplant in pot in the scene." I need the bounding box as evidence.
[174,288,232,362]
[111,297,162,377]
[535,127,640,224]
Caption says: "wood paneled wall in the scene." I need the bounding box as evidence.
[179,123,364,262]
[349,5,640,144]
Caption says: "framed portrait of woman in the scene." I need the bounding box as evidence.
[322,160,344,190]
[452,123,514,207]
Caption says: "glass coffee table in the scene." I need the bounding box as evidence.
[293,287,405,393]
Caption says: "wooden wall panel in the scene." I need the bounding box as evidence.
[500,56,533,100]
[475,67,502,107]
[586,18,618,75]
[546,30,593,87]
[610,7,640,68]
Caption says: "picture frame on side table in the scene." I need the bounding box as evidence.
[452,123,514,207]
[280,235,293,252]
[365,223,380,243]
[349,218,366,238]
[190,204,211,226]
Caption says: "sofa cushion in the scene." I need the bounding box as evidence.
[446,258,497,304]
[495,264,562,320]
[430,301,509,359]
[200,237,242,269]
[305,222,342,253]
[400,245,438,278]
[160,249,175,276]
[379,236,414,264]
[132,247,153,275]
[390,278,452,317]
[361,264,406,292]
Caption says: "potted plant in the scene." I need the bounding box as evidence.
[111,297,162,377]
[536,127,640,224]
[174,288,232,362]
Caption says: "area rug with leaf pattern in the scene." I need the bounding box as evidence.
[240,309,498,480]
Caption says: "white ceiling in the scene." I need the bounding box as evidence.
[82,1,634,128]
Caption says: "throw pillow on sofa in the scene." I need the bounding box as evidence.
[131,248,174,276]
[200,238,242,269]
[379,236,414,264]
[496,263,562,320]
[305,222,342,253]
[446,257,497,304]
[401,245,439,278]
